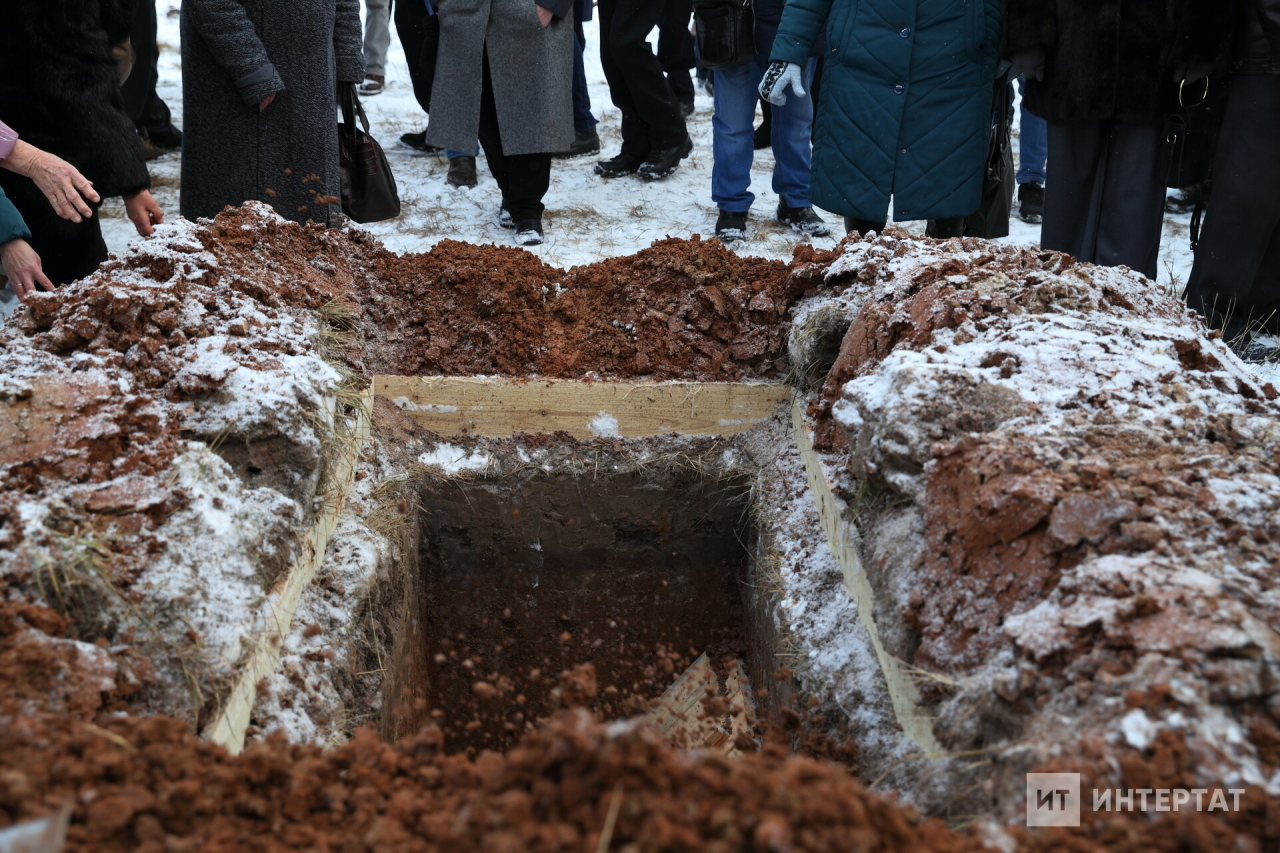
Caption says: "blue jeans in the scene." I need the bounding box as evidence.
[1017,76,1047,186]
[712,55,816,213]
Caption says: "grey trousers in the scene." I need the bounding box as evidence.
[1183,75,1280,338]
[363,0,392,77]
[1042,120,1166,280]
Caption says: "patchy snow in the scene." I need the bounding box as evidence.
[588,411,620,438]
[417,442,492,473]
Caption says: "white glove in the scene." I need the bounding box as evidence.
[759,61,805,106]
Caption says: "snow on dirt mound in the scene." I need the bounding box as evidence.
[815,230,1280,808]
[0,205,355,724]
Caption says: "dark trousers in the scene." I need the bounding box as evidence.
[657,0,695,102]
[572,0,597,133]
[477,56,551,221]
[121,0,174,135]
[1183,75,1280,338]
[598,0,688,155]
[395,0,440,113]
[1042,120,1166,280]
[0,177,105,286]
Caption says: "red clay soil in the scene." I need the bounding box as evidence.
[369,237,828,379]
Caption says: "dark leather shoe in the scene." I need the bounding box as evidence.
[553,129,602,159]
[399,130,439,153]
[595,151,646,178]
[636,135,693,181]
[1018,182,1044,223]
[447,156,478,188]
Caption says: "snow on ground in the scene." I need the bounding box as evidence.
[104,4,1201,283]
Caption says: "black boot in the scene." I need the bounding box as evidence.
[447,156,478,188]
[553,128,602,159]
[776,201,830,237]
[715,210,748,244]
[637,135,694,181]
[514,218,544,246]
[399,129,440,154]
[595,151,646,178]
[844,216,886,235]
[1018,182,1044,223]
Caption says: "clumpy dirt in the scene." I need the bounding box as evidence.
[367,237,828,379]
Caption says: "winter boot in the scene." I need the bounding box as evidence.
[595,151,646,178]
[447,156,478,189]
[553,129,602,159]
[1018,182,1044,223]
[514,218,544,246]
[776,201,830,237]
[637,135,693,181]
[715,210,748,244]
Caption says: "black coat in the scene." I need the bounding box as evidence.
[1001,0,1235,123]
[1235,0,1280,73]
[0,0,150,201]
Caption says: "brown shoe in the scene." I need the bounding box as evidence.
[447,155,477,188]
[357,75,385,96]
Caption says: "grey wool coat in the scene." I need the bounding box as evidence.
[426,0,574,156]
[180,0,364,226]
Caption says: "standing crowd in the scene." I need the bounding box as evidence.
[0,0,1276,360]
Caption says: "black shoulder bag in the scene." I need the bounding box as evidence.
[338,85,401,224]
[693,0,755,70]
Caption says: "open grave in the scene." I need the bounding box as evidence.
[1,203,1277,851]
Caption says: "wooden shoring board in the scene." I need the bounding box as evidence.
[372,375,791,439]
[791,399,942,754]
[204,388,374,754]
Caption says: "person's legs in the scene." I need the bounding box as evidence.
[1016,77,1047,186]
[1093,122,1165,279]
[604,0,687,151]
[503,154,553,221]
[122,0,178,142]
[476,56,509,198]
[658,0,696,108]
[362,0,393,78]
[572,0,597,133]
[394,0,432,111]
[1042,120,1105,265]
[597,0,649,159]
[1183,75,1280,337]
[770,58,816,208]
[711,58,762,213]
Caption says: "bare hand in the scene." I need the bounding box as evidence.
[0,238,55,302]
[536,4,553,26]
[124,189,164,237]
[2,140,100,223]
[260,93,276,111]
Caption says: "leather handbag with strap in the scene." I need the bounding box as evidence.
[338,84,401,224]
[1161,76,1228,191]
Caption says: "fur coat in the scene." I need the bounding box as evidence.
[180,0,364,226]
[0,0,150,201]
[1002,0,1236,123]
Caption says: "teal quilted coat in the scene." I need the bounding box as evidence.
[771,0,1002,222]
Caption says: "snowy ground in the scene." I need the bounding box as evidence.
[100,3,1202,289]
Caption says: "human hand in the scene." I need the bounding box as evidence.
[2,140,100,223]
[260,93,276,111]
[1010,48,1045,82]
[536,4,552,26]
[759,61,805,106]
[0,238,54,302]
[124,189,164,237]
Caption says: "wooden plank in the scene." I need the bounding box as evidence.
[204,388,374,755]
[791,399,942,754]
[373,376,791,439]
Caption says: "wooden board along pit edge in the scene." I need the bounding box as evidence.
[204,387,374,755]
[373,376,792,439]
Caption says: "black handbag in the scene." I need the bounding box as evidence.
[1161,76,1228,191]
[693,0,754,70]
[338,85,401,224]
